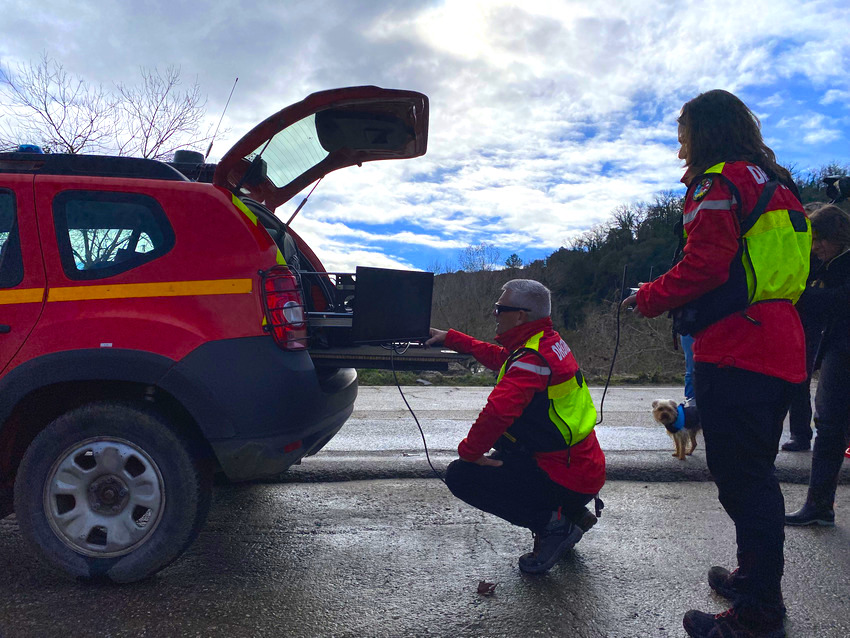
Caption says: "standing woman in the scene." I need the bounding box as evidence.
[622,89,811,638]
[785,204,850,525]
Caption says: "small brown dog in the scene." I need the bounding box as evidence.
[651,399,701,461]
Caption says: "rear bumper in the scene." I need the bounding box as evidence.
[209,393,353,481]
[161,336,358,481]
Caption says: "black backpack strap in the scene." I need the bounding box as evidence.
[740,180,779,235]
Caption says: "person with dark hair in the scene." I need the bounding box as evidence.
[785,204,850,525]
[781,202,827,452]
[622,89,811,638]
[427,279,605,574]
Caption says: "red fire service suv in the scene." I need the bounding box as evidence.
[0,86,429,582]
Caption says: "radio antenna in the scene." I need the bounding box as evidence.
[205,77,239,161]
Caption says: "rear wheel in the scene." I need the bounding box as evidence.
[14,401,212,583]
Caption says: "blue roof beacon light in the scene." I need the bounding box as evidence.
[16,144,44,153]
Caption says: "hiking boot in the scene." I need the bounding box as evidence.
[780,437,810,452]
[785,501,835,526]
[570,506,597,533]
[708,566,741,601]
[683,608,785,638]
[518,510,583,574]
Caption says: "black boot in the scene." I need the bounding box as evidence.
[683,607,785,638]
[708,566,741,601]
[787,444,843,526]
[784,500,835,526]
[780,437,810,452]
[518,509,582,574]
[569,505,597,532]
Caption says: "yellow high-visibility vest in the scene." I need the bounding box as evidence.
[497,331,597,450]
[703,162,811,305]
[674,162,811,335]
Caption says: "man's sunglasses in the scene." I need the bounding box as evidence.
[494,303,530,315]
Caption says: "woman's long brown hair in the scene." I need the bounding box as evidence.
[678,89,794,186]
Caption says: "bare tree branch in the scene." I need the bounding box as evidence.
[115,66,214,159]
[0,53,118,154]
[458,242,501,271]
[0,56,216,160]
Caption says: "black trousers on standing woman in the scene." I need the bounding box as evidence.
[694,362,795,619]
[808,345,850,509]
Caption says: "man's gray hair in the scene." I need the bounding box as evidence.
[501,279,551,320]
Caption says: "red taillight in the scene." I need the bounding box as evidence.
[261,266,307,350]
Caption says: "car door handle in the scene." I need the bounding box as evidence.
[0,325,10,334]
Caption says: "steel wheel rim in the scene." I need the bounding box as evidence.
[43,437,166,558]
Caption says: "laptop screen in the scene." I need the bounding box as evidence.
[350,267,434,344]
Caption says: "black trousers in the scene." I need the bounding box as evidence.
[788,327,819,442]
[787,377,813,442]
[695,362,794,612]
[444,452,594,534]
[809,346,850,507]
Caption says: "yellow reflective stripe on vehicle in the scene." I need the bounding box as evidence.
[0,288,45,305]
[47,279,252,302]
[232,194,258,226]
[232,195,288,266]
[547,376,580,399]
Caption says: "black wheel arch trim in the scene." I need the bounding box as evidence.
[0,348,234,440]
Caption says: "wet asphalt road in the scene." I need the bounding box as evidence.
[1,386,848,638]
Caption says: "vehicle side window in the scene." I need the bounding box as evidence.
[0,189,24,288]
[53,191,175,280]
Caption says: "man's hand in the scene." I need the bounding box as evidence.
[426,327,447,347]
[620,283,647,317]
[466,455,503,467]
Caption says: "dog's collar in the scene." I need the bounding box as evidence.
[671,404,686,432]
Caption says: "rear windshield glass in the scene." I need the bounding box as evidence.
[247,114,328,189]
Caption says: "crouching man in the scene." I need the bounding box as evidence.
[427,279,605,574]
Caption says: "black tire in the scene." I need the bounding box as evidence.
[13,401,212,583]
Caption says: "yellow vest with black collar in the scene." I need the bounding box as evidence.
[496,331,597,452]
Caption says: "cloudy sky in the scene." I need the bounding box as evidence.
[2,0,849,272]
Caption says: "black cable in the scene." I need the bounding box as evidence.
[596,264,628,425]
[390,345,446,484]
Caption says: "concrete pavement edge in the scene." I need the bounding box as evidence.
[272,449,850,485]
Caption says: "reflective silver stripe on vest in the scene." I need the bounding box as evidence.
[509,361,551,376]
[683,199,734,224]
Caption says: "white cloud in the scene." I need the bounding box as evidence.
[802,128,842,145]
[821,90,850,106]
[2,0,849,271]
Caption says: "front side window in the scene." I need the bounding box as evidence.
[0,189,24,288]
[53,191,175,280]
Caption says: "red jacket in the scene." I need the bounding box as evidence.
[445,317,606,494]
[636,161,806,383]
